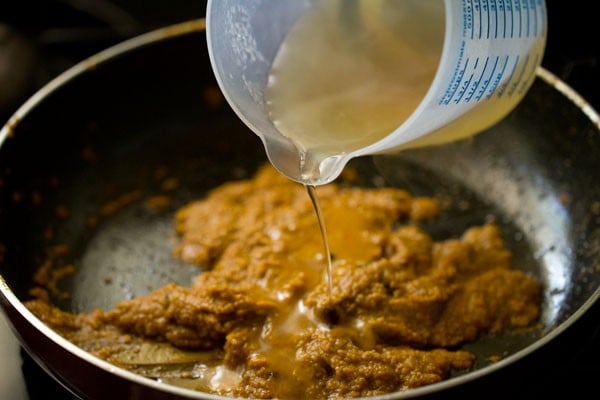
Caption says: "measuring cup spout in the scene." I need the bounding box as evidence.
[262,136,350,186]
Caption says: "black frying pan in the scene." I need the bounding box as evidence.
[0,20,599,400]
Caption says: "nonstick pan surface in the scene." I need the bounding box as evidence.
[0,20,599,400]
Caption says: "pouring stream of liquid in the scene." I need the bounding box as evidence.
[305,185,333,292]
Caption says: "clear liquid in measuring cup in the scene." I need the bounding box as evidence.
[265,0,445,183]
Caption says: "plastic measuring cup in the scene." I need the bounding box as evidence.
[206,0,547,185]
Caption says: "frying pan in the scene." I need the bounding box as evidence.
[0,19,599,400]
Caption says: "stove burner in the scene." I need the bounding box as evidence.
[21,349,78,399]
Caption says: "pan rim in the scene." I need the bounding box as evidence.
[0,17,599,400]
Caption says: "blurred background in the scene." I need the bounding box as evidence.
[0,0,598,124]
[0,1,598,399]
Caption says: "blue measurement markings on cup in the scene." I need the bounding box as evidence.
[439,0,545,107]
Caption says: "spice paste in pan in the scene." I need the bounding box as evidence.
[26,164,542,399]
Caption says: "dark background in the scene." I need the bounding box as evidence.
[1,1,598,399]
[1,0,598,124]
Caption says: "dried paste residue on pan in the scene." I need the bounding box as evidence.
[26,164,542,399]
